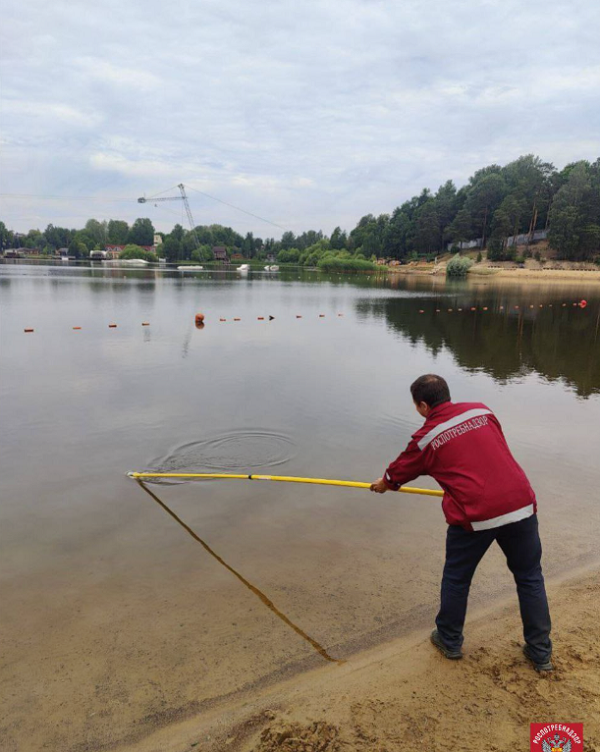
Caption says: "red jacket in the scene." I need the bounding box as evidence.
[383,401,536,531]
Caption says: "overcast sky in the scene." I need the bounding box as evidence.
[1,0,599,237]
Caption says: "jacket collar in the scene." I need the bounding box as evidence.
[426,400,453,422]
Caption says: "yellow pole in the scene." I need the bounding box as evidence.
[127,472,443,497]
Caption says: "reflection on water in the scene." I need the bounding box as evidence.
[357,286,600,397]
[136,481,340,663]
[149,429,297,481]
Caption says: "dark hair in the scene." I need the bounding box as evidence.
[410,374,451,408]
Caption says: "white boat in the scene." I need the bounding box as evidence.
[89,250,108,260]
[237,264,250,271]
[264,265,270,271]
[121,259,149,266]
[178,265,203,271]
[269,265,279,271]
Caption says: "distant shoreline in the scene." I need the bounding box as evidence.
[388,265,600,284]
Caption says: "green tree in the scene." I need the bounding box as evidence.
[242,231,255,258]
[548,162,599,260]
[465,172,507,246]
[330,226,347,250]
[119,244,158,262]
[548,206,581,259]
[276,248,301,263]
[68,240,87,259]
[414,200,440,254]
[280,231,296,250]
[0,221,13,252]
[501,155,555,236]
[127,218,154,246]
[446,254,473,277]
[44,224,72,249]
[446,208,472,244]
[162,236,181,262]
[85,219,108,247]
[107,220,129,244]
[435,180,458,248]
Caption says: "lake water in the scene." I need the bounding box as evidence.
[2,262,600,751]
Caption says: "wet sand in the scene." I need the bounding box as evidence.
[118,567,600,752]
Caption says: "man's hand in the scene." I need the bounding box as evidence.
[370,478,388,494]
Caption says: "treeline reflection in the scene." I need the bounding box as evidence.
[357,295,600,397]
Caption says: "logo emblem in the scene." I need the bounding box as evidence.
[531,724,583,752]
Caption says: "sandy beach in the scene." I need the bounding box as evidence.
[111,566,599,752]
[387,262,600,284]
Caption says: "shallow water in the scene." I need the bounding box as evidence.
[1,262,600,750]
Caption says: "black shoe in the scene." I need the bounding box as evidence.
[430,630,463,660]
[523,645,553,673]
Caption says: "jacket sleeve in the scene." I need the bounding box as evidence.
[383,439,428,490]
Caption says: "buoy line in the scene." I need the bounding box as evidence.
[19,300,591,332]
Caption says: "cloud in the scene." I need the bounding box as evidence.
[75,58,162,92]
[1,0,599,235]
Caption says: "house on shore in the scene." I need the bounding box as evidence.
[212,246,228,263]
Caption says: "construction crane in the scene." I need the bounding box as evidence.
[137,183,200,248]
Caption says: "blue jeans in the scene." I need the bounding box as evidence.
[436,514,552,662]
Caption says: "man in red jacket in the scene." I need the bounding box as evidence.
[371,374,553,672]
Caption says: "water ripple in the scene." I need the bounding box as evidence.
[147,428,296,483]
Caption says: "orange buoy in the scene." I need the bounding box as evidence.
[448,308,453,312]
[580,299,588,308]
[562,303,567,307]
[470,307,476,311]
[418,309,424,314]
[195,313,205,324]
[296,315,302,318]
[233,318,241,321]
[499,306,504,310]
[109,324,117,328]
[337,313,344,317]
[319,314,325,317]
[257,316,265,320]
[483,306,488,311]
[195,321,205,330]
[24,328,34,333]
[219,318,226,322]
[142,322,150,326]
[515,305,520,309]
[73,326,82,330]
